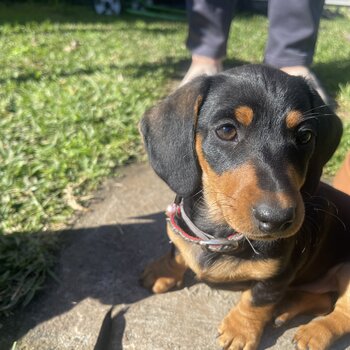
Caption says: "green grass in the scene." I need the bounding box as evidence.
[0,3,189,314]
[0,4,188,234]
[0,3,349,314]
[0,233,56,315]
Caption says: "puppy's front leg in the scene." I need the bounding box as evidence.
[218,289,275,350]
[141,247,188,294]
[293,263,350,350]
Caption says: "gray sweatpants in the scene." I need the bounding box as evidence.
[186,0,325,67]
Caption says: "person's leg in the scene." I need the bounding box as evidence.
[181,0,237,86]
[265,0,325,68]
[186,0,237,59]
[265,0,331,105]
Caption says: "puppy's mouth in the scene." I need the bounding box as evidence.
[222,205,305,242]
[206,192,304,243]
[218,224,276,242]
[226,217,303,242]
[197,229,245,253]
[221,230,245,242]
[240,231,295,241]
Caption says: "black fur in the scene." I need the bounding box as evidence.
[141,64,348,307]
[140,76,211,197]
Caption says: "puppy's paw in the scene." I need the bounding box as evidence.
[140,252,185,293]
[218,312,262,350]
[293,318,334,350]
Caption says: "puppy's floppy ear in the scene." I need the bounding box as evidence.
[302,85,343,194]
[140,76,211,197]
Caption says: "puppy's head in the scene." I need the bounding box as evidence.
[140,65,342,240]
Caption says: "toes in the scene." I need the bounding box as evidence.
[218,324,259,350]
[292,321,333,350]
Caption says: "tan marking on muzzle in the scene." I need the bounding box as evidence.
[195,135,262,234]
[195,136,305,238]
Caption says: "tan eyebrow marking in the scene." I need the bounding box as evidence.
[286,110,303,129]
[234,106,254,126]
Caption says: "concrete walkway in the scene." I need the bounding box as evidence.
[1,163,349,350]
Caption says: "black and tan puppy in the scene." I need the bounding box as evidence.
[140,65,350,350]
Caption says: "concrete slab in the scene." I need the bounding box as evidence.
[1,163,350,350]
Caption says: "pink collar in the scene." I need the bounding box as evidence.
[166,201,244,253]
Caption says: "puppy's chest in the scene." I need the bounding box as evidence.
[167,225,281,284]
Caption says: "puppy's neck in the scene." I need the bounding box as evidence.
[182,193,235,240]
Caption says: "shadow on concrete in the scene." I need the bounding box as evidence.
[0,212,171,349]
[94,306,128,350]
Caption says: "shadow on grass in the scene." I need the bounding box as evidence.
[314,60,350,98]
[2,21,182,35]
[0,57,251,86]
[0,60,186,85]
[2,55,349,103]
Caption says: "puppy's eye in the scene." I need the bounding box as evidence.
[216,124,237,141]
[296,130,313,145]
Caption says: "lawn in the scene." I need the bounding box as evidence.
[0,3,349,314]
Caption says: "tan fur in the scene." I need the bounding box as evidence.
[193,95,203,128]
[218,290,275,350]
[286,110,302,129]
[166,225,202,275]
[235,106,254,126]
[141,243,188,293]
[199,257,281,283]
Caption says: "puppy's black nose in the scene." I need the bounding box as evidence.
[253,204,295,233]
